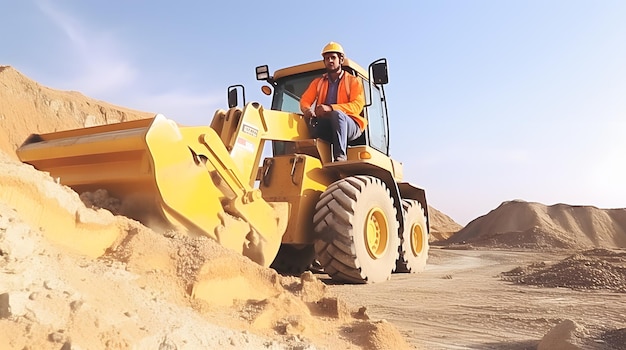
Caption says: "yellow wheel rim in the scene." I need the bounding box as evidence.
[410,223,424,257]
[365,208,389,259]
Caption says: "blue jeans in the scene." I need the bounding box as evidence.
[310,110,362,160]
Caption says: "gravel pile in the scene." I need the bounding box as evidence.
[501,249,626,293]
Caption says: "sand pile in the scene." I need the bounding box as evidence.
[0,65,153,160]
[446,200,626,249]
[427,207,463,242]
[0,65,415,349]
[502,248,626,293]
[536,319,626,350]
[0,143,413,349]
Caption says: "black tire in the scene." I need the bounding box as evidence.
[270,244,316,275]
[395,199,429,273]
[313,175,399,283]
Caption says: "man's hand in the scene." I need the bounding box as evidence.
[314,104,332,117]
[303,108,316,119]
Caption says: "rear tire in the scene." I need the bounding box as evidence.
[313,176,399,283]
[395,200,429,273]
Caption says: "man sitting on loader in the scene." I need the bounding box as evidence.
[300,42,366,162]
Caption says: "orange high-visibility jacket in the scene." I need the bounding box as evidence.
[300,71,367,130]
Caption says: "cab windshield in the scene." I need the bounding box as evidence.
[270,71,323,113]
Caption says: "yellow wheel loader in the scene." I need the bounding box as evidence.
[16,57,429,283]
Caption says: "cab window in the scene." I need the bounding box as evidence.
[271,72,320,113]
[364,81,388,155]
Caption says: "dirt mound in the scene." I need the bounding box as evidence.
[537,320,626,350]
[502,248,626,293]
[446,200,626,249]
[0,66,413,349]
[428,206,463,242]
[0,65,153,160]
[0,150,412,349]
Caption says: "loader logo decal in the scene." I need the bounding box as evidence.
[241,123,258,138]
[236,137,255,152]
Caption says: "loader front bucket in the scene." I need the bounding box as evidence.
[16,115,286,266]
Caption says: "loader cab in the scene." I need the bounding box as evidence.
[256,58,391,157]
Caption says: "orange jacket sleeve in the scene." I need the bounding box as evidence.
[300,77,322,114]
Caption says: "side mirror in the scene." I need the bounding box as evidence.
[227,85,245,108]
[370,59,389,85]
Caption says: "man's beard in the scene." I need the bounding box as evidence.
[326,65,341,74]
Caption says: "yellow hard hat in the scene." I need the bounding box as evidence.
[321,42,344,56]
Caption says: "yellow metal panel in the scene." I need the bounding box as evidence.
[260,154,333,244]
[349,146,392,168]
[209,104,312,188]
[144,117,226,239]
[272,58,368,80]
[391,158,404,182]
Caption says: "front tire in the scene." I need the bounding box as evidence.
[313,176,399,283]
[270,244,316,275]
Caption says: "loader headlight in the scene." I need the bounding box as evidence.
[256,65,270,81]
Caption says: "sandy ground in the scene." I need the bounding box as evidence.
[328,247,626,349]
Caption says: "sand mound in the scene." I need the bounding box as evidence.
[428,206,463,242]
[446,200,626,249]
[0,65,153,159]
[0,66,413,349]
[0,153,124,258]
[537,319,586,350]
[0,198,278,349]
[0,148,413,349]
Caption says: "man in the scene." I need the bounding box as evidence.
[300,42,366,162]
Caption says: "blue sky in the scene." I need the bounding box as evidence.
[3,1,626,225]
